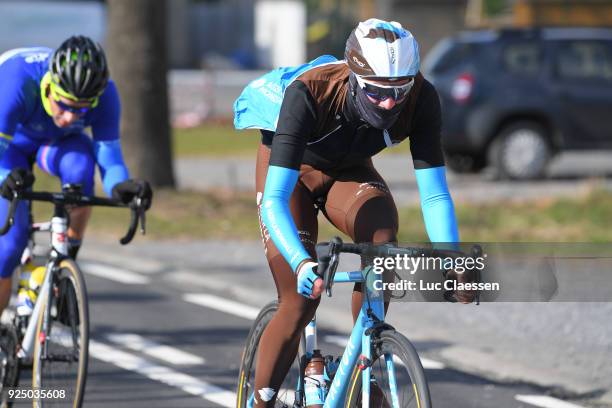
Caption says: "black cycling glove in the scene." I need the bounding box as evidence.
[0,168,35,200]
[111,179,153,210]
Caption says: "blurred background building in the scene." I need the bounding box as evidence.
[1,0,611,121]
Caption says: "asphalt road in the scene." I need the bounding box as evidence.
[6,241,607,408]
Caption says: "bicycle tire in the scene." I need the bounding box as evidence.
[32,259,89,408]
[345,330,431,408]
[0,324,19,408]
[236,301,303,408]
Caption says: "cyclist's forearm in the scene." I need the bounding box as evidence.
[261,165,311,272]
[415,166,459,243]
[101,165,129,197]
[94,140,129,196]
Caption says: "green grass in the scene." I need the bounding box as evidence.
[172,123,411,157]
[26,168,612,243]
[173,124,260,157]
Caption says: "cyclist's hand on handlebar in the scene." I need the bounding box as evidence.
[112,179,152,209]
[1,168,34,199]
[445,268,478,304]
[296,261,323,299]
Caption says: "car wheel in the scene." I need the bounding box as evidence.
[489,121,552,180]
[445,153,487,174]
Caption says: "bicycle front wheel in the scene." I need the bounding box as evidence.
[346,329,432,408]
[32,259,89,408]
[236,301,302,408]
[1,324,19,408]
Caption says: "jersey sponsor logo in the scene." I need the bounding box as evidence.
[0,47,50,66]
[24,53,50,64]
[250,78,266,89]
[352,55,366,68]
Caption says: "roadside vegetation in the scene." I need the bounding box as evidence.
[173,123,410,157]
[29,168,612,242]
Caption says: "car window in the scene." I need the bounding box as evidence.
[555,41,612,81]
[502,42,542,76]
[425,39,475,74]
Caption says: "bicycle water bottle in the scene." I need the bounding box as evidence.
[16,263,45,317]
[304,349,327,407]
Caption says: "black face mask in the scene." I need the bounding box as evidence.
[347,74,408,130]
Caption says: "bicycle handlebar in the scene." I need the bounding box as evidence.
[315,237,482,297]
[0,190,147,245]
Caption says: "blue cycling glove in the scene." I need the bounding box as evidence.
[296,261,320,298]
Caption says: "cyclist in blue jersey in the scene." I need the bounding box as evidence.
[234,19,476,406]
[0,36,152,318]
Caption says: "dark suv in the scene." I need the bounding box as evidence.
[424,27,612,179]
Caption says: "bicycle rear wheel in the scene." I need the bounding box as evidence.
[346,329,431,408]
[32,259,89,408]
[236,301,303,408]
[0,324,19,408]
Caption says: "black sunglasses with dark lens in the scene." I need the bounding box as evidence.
[362,82,411,102]
[56,99,91,115]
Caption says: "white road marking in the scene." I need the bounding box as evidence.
[106,333,205,366]
[89,339,235,407]
[183,293,260,320]
[515,395,586,408]
[81,262,150,284]
[323,335,445,370]
[82,250,164,274]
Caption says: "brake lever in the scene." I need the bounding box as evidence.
[0,191,19,236]
[119,200,139,245]
[139,208,146,235]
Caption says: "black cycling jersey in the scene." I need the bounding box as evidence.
[264,69,444,171]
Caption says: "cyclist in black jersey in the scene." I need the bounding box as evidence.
[234,18,473,407]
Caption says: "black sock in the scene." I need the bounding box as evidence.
[68,238,82,259]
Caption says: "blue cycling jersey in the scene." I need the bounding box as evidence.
[0,47,128,194]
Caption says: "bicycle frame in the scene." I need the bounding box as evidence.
[17,206,70,361]
[300,268,398,408]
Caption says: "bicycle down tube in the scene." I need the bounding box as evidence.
[323,266,387,408]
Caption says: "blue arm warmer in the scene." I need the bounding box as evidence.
[261,165,311,272]
[93,140,129,197]
[415,166,459,243]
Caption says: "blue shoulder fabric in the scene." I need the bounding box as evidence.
[234,55,338,132]
[93,140,129,196]
[414,166,459,243]
[261,165,311,272]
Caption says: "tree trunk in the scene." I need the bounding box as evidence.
[106,0,175,188]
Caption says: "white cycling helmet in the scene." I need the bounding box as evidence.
[345,18,420,80]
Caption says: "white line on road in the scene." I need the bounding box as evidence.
[323,335,446,370]
[106,333,205,366]
[81,262,150,285]
[82,250,164,274]
[183,293,260,320]
[515,395,586,408]
[90,339,235,407]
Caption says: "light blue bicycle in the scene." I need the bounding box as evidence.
[237,237,475,408]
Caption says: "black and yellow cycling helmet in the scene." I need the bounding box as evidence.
[49,35,109,100]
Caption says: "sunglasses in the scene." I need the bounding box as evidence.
[50,82,97,115]
[356,76,414,102]
[54,98,91,115]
